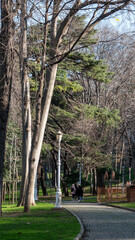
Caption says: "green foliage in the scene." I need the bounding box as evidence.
[63,168,90,188]
[55,107,76,119]
[67,52,113,83]
[83,105,121,127]
[63,134,83,145]
[51,90,67,109]
[28,60,40,92]
[89,63,113,83]
[28,60,41,74]
[41,143,53,156]
[67,52,96,72]
[56,67,83,92]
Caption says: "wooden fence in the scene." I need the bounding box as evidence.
[97,185,127,203]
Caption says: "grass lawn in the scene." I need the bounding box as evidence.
[111,202,135,209]
[0,202,80,240]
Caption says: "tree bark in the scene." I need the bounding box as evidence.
[0,0,14,216]
[97,168,106,188]
[37,161,47,196]
[24,0,59,212]
[17,0,32,206]
[24,63,58,211]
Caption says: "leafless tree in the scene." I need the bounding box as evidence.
[94,26,135,173]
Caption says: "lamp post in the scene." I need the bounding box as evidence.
[77,163,83,185]
[34,172,38,201]
[122,165,125,195]
[129,167,131,185]
[55,130,63,208]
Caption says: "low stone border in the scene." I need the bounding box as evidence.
[63,207,84,240]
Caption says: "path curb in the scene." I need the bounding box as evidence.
[63,207,84,240]
[101,203,135,213]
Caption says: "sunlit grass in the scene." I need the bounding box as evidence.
[111,202,135,209]
[0,202,80,240]
[82,196,97,203]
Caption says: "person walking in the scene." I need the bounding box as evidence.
[78,184,83,200]
[75,183,83,201]
[71,184,76,201]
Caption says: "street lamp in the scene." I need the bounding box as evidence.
[55,130,63,208]
[77,162,83,185]
[34,172,38,201]
[122,165,125,195]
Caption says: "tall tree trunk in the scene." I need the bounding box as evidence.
[37,160,47,196]
[24,63,58,211]
[24,0,59,212]
[37,166,47,196]
[120,138,124,174]
[0,0,14,216]
[90,168,93,193]
[18,0,32,206]
[97,168,106,188]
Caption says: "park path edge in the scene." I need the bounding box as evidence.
[63,207,84,240]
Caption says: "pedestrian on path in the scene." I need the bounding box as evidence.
[75,183,83,201]
[71,184,76,201]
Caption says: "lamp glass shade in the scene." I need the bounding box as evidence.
[56,131,63,142]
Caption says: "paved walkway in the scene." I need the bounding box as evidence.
[63,202,135,240]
